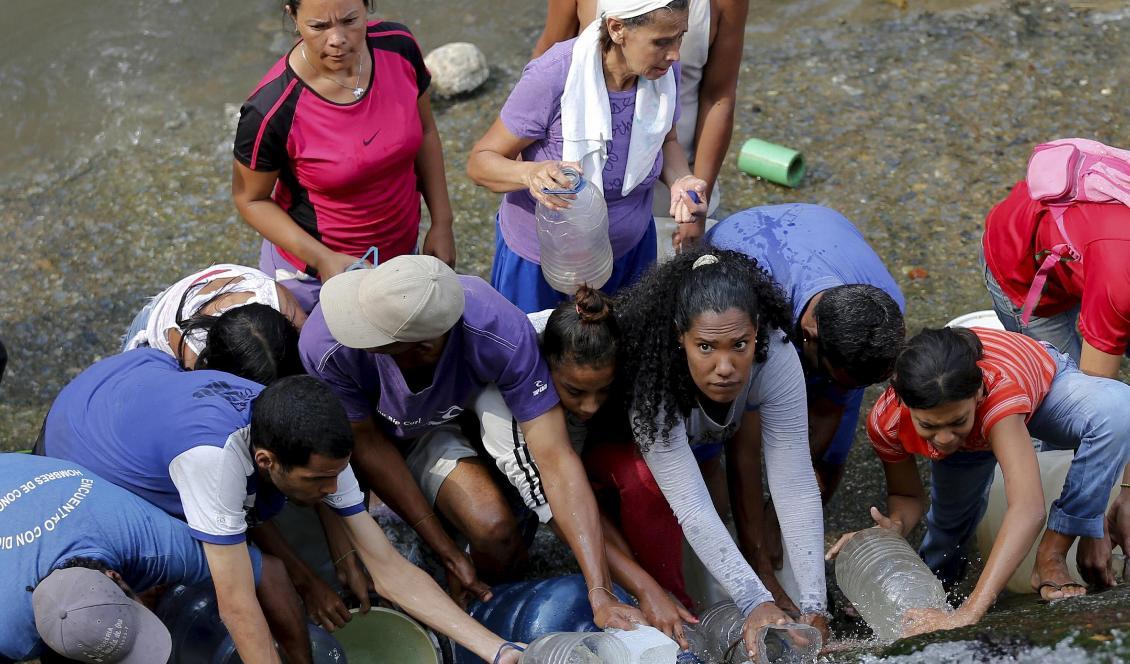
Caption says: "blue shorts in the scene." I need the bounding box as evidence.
[490,219,658,313]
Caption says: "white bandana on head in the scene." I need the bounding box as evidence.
[560,0,679,197]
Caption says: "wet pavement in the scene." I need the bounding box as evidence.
[3,0,1130,659]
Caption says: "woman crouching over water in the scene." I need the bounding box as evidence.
[530,287,697,646]
[829,327,1130,636]
[615,247,829,657]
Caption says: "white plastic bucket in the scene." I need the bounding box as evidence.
[975,449,1123,593]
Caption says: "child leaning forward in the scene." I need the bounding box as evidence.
[828,326,1130,636]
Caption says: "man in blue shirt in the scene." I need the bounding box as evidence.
[0,453,224,663]
[708,204,906,497]
[42,349,526,664]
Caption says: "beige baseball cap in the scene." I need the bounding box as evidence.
[320,255,465,349]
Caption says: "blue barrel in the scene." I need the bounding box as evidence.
[156,583,345,663]
[451,575,635,664]
[156,583,228,664]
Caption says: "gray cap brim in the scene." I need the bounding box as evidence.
[119,599,172,664]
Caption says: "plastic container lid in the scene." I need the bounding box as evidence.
[945,310,1005,330]
[541,166,586,196]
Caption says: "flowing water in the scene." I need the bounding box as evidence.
[3,0,1130,660]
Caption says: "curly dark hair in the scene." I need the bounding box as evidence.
[617,245,793,449]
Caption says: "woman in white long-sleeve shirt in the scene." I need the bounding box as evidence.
[616,246,828,657]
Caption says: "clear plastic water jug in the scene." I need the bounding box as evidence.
[834,527,950,640]
[755,624,821,664]
[686,602,821,664]
[536,167,613,294]
[692,602,745,662]
[522,632,631,663]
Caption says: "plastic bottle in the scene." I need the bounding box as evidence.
[685,602,821,664]
[693,601,746,662]
[834,528,949,640]
[754,623,821,664]
[535,167,613,294]
[521,632,631,663]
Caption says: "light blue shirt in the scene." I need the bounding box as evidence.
[0,454,214,662]
[707,204,905,323]
[44,349,365,545]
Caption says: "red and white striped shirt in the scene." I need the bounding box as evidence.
[868,328,1057,462]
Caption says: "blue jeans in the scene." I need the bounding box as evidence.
[981,249,1082,361]
[121,297,157,351]
[919,346,1130,585]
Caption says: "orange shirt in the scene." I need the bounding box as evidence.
[868,328,1057,463]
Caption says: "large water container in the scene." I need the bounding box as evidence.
[450,575,635,664]
[834,528,949,640]
[155,583,345,663]
[536,167,613,294]
[975,448,1124,593]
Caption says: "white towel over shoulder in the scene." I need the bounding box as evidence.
[560,0,677,197]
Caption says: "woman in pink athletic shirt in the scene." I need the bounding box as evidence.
[233,0,456,313]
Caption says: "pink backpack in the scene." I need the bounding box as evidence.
[1021,138,1130,323]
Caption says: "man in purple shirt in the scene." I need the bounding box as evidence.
[301,255,644,630]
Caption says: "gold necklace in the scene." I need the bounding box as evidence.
[301,44,364,100]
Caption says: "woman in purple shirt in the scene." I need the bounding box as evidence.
[467,0,708,313]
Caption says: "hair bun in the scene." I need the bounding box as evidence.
[574,285,611,324]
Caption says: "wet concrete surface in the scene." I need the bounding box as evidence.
[3,0,1130,658]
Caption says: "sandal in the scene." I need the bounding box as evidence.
[1035,580,1087,602]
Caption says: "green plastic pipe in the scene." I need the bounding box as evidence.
[737,138,806,188]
